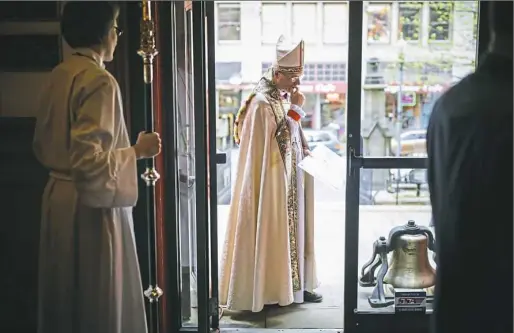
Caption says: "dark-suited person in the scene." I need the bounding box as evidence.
[427,2,512,333]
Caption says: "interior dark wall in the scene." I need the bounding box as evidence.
[0,118,48,333]
[0,2,58,332]
[0,2,142,333]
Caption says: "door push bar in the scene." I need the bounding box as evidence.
[347,145,428,175]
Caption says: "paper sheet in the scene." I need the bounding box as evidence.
[298,144,346,190]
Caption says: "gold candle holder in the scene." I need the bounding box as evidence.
[138,0,158,84]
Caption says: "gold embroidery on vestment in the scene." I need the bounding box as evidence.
[235,70,302,292]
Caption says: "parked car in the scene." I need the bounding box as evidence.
[303,129,344,156]
[390,129,427,156]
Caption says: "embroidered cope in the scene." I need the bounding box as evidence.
[220,69,319,312]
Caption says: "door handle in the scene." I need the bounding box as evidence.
[348,145,363,176]
[216,151,227,165]
[179,170,195,187]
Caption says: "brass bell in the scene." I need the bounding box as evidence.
[359,220,437,308]
[383,232,436,289]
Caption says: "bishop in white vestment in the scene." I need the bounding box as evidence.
[219,37,321,312]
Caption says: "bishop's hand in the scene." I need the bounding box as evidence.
[291,88,305,108]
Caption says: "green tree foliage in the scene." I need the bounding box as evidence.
[393,1,478,83]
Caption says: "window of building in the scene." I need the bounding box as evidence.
[215,62,242,83]
[292,2,317,43]
[428,1,452,41]
[217,3,241,41]
[303,64,316,82]
[366,2,392,43]
[261,62,271,75]
[398,2,422,41]
[322,2,348,44]
[261,3,287,43]
[316,63,346,82]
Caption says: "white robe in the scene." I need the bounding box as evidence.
[219,93,318,312]
[33,48,147,333]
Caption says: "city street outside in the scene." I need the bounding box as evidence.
[226,147,430,205]
[214,148,432,329]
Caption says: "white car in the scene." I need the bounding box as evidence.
[390,129,427,156]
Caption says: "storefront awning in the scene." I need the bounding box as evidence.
[385,84,449,93]
[217,81,348,94]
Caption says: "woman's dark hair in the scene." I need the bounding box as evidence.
[490,1,513,37]
[61,1,120,49]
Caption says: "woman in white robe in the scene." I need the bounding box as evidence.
[33,3,160,332]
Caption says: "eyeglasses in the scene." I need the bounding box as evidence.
[114,26,123,37]
[280,72,303,82]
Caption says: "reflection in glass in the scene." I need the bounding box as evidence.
[175,4,198,326]
[362,1,478,157]
[357,169,434,313]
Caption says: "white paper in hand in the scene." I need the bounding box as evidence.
[298,144,346,190]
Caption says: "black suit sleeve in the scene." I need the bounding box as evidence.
[427,98,445,231]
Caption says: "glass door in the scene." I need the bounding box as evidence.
[169,2,216,333]
[211,1,349,330]
[167,1,482,333]
[344,1,480,332]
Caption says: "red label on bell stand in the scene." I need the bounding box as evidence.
[394,291,427,314]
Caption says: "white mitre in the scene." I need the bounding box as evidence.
[273,35,304,76]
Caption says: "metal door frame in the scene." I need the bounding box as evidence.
[343,2,488,333]
[164,2,218,333]
[190,2,213,333]
[205,1,221,331]
[162,1,490,333]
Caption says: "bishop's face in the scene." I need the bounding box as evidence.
[274,71,303,92]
